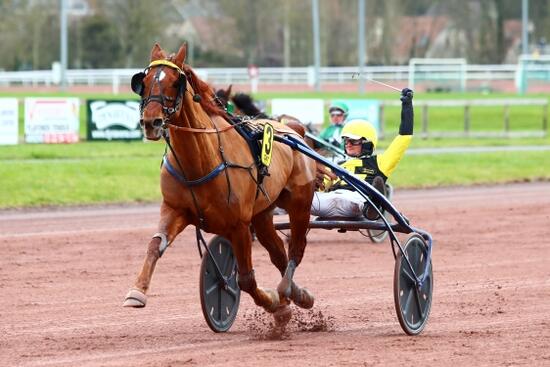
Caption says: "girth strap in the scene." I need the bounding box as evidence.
[163,155,227,187]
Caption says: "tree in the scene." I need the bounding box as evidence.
[219,0,284,66]
[0,0,547,70]
[80,15,121,68]
[0,0,59,70]
[105,0,173,68]
[322,0,358,66]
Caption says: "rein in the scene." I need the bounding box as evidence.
[163,120,243,133]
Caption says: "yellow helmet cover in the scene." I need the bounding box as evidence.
[341,119,378,149]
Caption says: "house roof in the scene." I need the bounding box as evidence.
[393,16,450,63]
[180,16,242,56]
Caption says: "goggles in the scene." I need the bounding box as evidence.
[343,138,363,146]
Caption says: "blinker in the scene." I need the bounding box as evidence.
[131,72,146,96]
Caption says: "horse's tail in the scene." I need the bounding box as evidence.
[232,93,269,119]
[285,120,306,138]
[284,120,330,190]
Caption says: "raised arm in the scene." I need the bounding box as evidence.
[377,88,414,177]
[399,88,414,135]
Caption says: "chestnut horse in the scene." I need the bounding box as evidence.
[123,43,316,326]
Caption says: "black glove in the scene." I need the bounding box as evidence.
[399,88,414,135]
[400,88,413,105]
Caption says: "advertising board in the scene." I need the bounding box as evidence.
[87,100,142,141]
[24,98,79,143]
[0,98,18,145]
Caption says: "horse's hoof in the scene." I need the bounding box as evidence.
[291,285,314,309]
[259,287,280,313]
[274,305,292,327]
[123,289,147,308]
[276,278,292,299]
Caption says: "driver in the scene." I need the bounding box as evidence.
[311,88,414,219]
[319,101,349,148]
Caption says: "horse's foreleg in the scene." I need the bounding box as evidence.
[123,204,186,308]
[229,224,281,314]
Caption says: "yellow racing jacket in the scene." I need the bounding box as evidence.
[326,134,412,190]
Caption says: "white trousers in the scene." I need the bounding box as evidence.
[310,189,366,218]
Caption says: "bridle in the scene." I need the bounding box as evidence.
[131,59,188,125]
[132,60,234,135]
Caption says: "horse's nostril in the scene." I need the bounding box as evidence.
[152,119,163,128]
[139,119,144,127]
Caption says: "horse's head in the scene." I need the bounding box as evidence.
[131,43,188,140]
[214,85,232,109]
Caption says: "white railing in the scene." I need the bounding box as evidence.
[1,62,549,93]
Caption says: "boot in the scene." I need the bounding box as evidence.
[364,176,386,220]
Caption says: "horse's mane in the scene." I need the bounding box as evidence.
[232,93,269,119]
[178,61,227,118]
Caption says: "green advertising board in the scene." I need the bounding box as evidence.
[87,100,142,141]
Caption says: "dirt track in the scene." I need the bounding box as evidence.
[2,183,550,366]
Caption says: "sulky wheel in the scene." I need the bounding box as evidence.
[393,233,433,335]
[364,209,392,243]
[363,183,393,243]
[199,235,240,332]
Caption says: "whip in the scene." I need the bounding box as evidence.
[351,72,402,92]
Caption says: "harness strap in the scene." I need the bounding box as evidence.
[149,59,184,75]
[163,155,227,187]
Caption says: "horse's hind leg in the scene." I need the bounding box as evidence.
[228,223,281,314]
[123,204,186,307]
[276,186,315,310]
[251,210,295,325]
[251,209,288,276]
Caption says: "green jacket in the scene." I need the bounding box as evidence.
[319,124,344,148]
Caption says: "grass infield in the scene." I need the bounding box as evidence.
[0,90,548,208]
